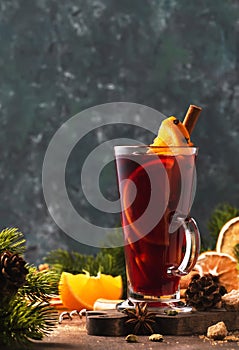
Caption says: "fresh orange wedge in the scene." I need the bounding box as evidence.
[59,271,122,310]
[195,251,239,292]
[151,116,193,148]
[216,217,239,260]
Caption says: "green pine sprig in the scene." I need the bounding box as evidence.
[0,227,59,348]
[45,248,114,276]
[0,296,57,348]
[207,203,239,248]
[19,265,59,302]
[0,227,26,255]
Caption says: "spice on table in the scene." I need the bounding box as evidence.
[149,334,164,342]
[125,334,138,343]
[124,303,156,334]
[164,309,178,316]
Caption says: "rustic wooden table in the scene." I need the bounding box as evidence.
[32,317,239,350]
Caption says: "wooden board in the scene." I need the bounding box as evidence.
[86,309,239,336]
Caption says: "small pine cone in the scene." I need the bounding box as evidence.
[185,273,227,311]
[0,250,29,297]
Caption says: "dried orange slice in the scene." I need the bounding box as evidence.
[216,217,239,260]
[195,251,239,292]
[59,271,122,310]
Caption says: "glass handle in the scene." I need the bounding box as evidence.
[167,217,200,277]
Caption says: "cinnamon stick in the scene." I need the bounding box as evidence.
[183,105,202,135]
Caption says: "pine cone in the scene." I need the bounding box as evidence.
[0,250,29,297]
[185,273,227,311]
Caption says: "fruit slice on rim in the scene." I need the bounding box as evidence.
[151,116,193,152]
[195,251,239,292]
[216,217,239,260]
[59,271,122,310]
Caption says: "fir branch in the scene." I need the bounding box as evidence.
[207,203,239,248]
[45,248,115,276]
[0,296,57,348]
[0,227,26,255]
[19,265,59,302]
[45,248,91,274]
[0,227,58,348]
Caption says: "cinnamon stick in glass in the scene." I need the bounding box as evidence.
[183,105,202,135]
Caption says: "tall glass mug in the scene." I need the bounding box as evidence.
[114,145,200,305]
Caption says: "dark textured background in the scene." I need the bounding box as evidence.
[0,0,238,263]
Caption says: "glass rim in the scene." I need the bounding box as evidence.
[114,145,198,149]
[114,145,198,155]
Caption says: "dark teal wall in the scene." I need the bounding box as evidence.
[0,0,238,262]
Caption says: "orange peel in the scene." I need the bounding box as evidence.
[59,271,122,310]
[151,116,193,149]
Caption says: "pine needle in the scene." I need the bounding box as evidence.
[0,228,59,348]
[45,248,115,276]
[0,227,26,255]
[19,265,59,301]
[0,296,57,348]
[207,203,239,248]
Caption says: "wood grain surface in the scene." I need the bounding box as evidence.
[86,309,239,336]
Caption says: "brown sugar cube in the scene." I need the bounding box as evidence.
[221,290,239,311]
[207,321,228,340]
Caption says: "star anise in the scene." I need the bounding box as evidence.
[123,303,156,335]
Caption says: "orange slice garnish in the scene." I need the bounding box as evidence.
[151,116,193,148]
[59,271,122,310]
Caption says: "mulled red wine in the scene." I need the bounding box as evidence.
[115,148,197,299]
